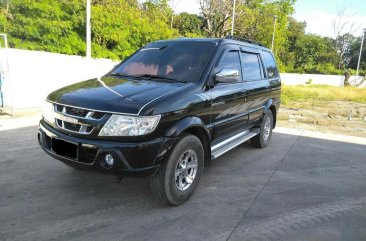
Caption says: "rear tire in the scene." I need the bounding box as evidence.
[251,110,274,148]
[150,134,204,206]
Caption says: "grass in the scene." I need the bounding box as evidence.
[281,85,366,105]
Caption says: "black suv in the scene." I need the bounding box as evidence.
[38,37,280,205]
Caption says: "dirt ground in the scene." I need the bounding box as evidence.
[278,101,366,137]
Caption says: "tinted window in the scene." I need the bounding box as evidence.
[241,52,262,81]
[217,51,242,81]
[262,51,279,78]
[112,41,217,82]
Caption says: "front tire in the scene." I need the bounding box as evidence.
[150,134,204,206]
[251,110,274,148]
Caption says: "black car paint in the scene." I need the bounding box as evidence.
[38,38,281,177]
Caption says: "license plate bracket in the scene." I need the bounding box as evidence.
[51,138,78,159]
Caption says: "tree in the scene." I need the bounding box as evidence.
[348,34,366,74]
[200,0,233,37]
[292,34,338,73]
[0,0,178,59]
[280,17,306,72]
[233,0,295,70]
[0,0,10,32]
[0,0,86,55]
[332,7,360,69]
[92,0,177,59]
[173,12,204,37]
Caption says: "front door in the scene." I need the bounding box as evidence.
[209,46,249,143]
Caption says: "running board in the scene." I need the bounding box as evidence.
[211,129,259,159]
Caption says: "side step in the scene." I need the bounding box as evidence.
[211,129,259,159]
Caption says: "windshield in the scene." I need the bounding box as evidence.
[111,41,217,82]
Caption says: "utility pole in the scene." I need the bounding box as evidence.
[0,33,14,116]
[231,0,237,36]
[355,28,366,83]
[86,0,91,58]
[170,0,181,29]
[271,15,278,51]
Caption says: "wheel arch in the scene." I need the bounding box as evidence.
[263,99,277,128]
[164,116,211,165]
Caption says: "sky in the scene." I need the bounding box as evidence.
[169,0,366,38]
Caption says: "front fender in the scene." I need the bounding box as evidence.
[164,116,210,139]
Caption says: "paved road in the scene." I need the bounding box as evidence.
[1,126,365,241]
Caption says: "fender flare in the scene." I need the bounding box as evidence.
[263,99,278,127]
[263,99,274,114]
[164,116,211,140]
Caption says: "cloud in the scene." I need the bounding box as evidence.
[139,0,201,14]
[294,10,366,38]
[171,0,201,14]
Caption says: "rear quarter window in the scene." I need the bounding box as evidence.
[262,51,279,78]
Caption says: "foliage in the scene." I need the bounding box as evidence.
[173,12,205,37]
[0,0,85,55]
[199,0,233,38]
[0,0,363,75]
[0,0,177,59]
[92,0,177,59]
[235,0,295,55]
[348,34,366,73]
[290,34,338,73]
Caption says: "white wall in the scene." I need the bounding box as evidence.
[0,48,118,109]
[280,73,364,87]
[0,48,364,110]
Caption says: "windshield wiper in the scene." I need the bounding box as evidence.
[134,74,187,83]
[109,73,136,78]
[109,73,187,83]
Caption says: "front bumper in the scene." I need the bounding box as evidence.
[38,121,176,177]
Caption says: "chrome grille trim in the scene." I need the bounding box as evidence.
[47,100,138,116]
[53,104,105,135]
[55,119,93,135]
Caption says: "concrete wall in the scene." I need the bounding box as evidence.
[280,73,364,87]
[0,48,118,109]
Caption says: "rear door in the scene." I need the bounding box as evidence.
[240,48,269,125]
[209,45,249,142]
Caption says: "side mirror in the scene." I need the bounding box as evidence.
[215,68,240,84]
[267,70,274,78]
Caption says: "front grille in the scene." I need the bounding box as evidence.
[56,105,89,118]
[64,122,81,132]
[55,104,105,119]
[53,104,105,134]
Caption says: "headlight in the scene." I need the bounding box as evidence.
[99,114,161,136]
[42,101,54,125]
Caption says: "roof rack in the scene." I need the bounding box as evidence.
[224,35,264,47]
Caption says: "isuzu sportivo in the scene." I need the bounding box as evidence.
[38,36,281,205]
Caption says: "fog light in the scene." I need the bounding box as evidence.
[104,154,114,166]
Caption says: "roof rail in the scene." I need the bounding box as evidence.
[224,35,264,47]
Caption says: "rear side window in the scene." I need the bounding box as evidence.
[217,51,242,81]
[262,51,279,78]
[240,52,262,81]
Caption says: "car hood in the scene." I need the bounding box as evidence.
[47,76,189,115]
